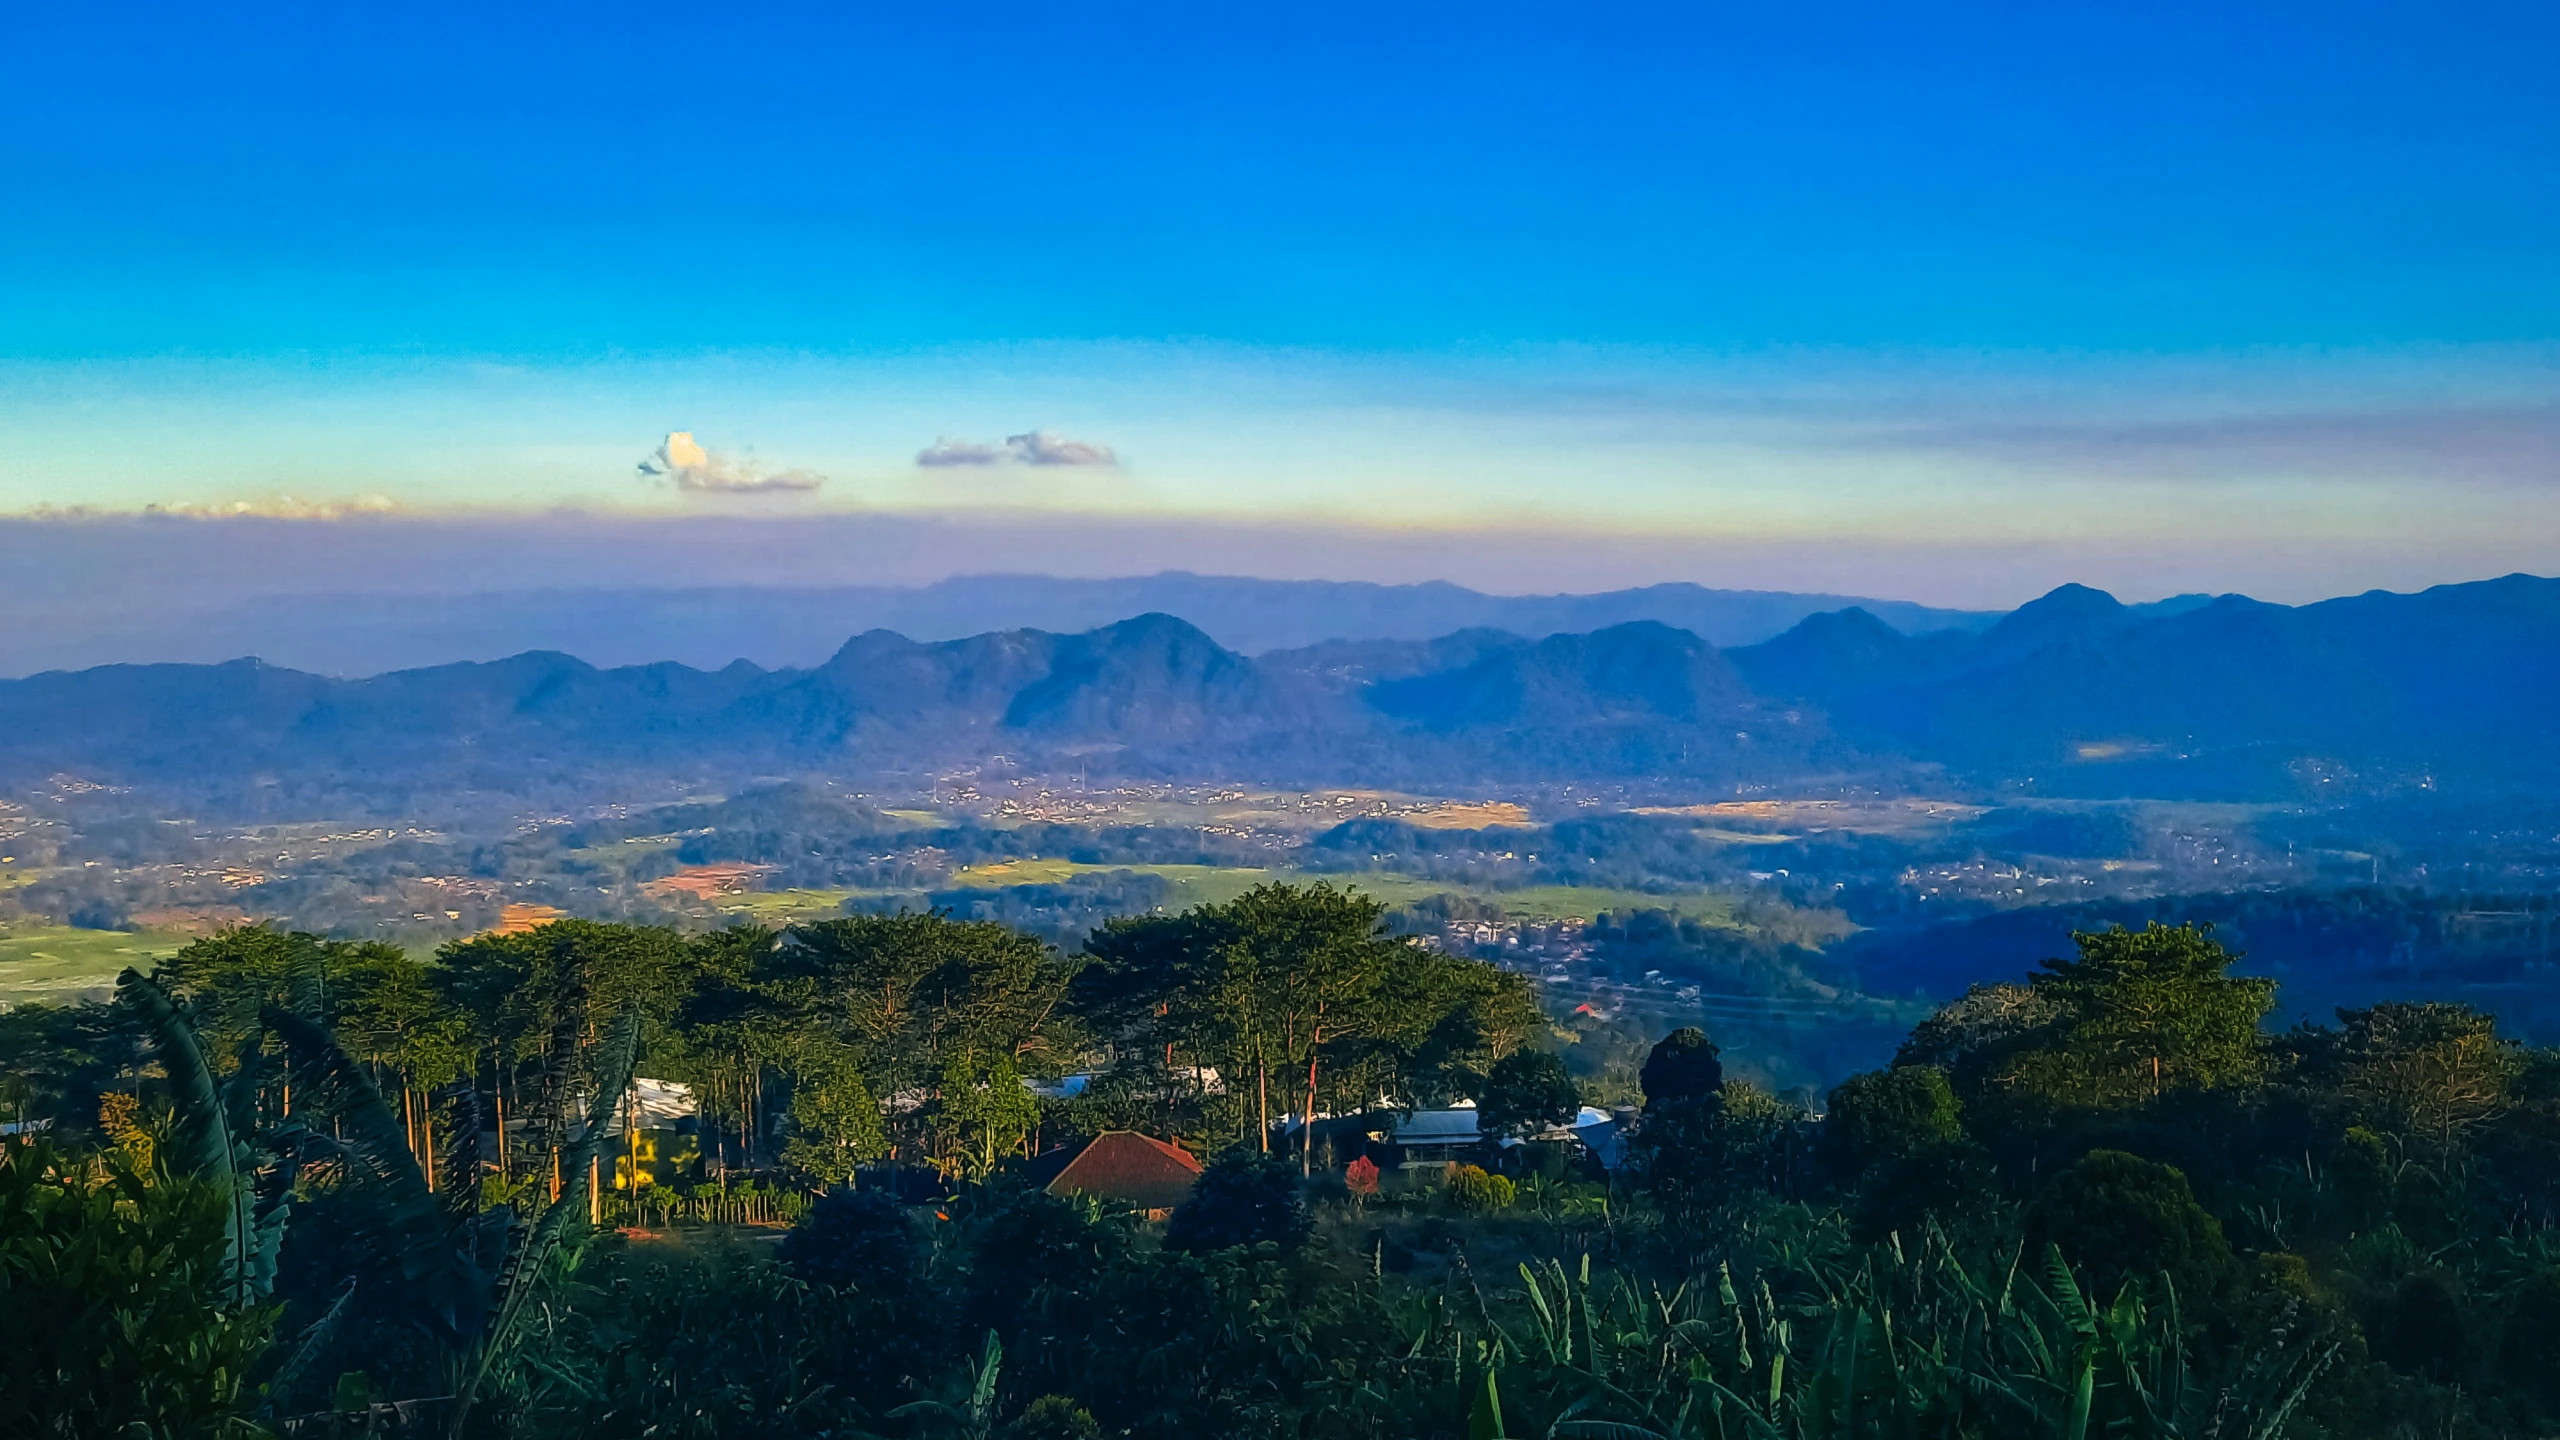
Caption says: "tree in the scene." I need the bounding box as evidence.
[152,924,410,1057]
[1821,1065,1962,1179]
[0,1000,132,1146]
[1192,884,1397,1169]
[1477,1049,1579,1137]
[768,913,1075,1162]
[435,919,699,1196]
[783,1045,888,1187]
[2011,923,2274,1106]
[1106,884,1534,1167]
[1894,982,2060,1105]
[777,1188,921,1296]
[2025,1149,2234,1303]
[1639,1027,1723,1110]
[1164,1151,1309,1253]
[1359,939,1540,1111]
[670,925,785,1174]
[2336,1002,2519,1156]
[1634,1081,1794,1236]
[931,1048,1042,1180]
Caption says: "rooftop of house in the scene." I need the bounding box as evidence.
[1030,1130,1204,1212]
[1389,1105,1482,1145]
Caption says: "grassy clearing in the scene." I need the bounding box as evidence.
[712,889,866,923]
[1450,884,1739,924]
[701,862,1745,932]
[0,926,189,1005]
[943,861,1738,925]
[947,860,1281,909]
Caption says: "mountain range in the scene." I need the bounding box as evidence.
[0,572,2000,678]
[5,573,2552,809]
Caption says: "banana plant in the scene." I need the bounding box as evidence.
[120,966,646,1435]
[115,969,291,1311]
[889,1329,1007,1440]
[1467,1362,1507,1439]
[264,1004,499,1349]
[446,1006,641,1440]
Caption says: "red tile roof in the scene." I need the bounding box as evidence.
[1041,1131,1203,1212]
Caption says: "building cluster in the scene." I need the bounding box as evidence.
[1425,916,1590,962]
[1898,859,2105,902]
[598,1082,1634,1221]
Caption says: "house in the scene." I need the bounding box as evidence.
[1383,1103,1482,1167]
[1568,1105,1632,1172]
[1027,1130,1203,1217]
[1499,1106,1632,1178]
[606,1078,700,1191]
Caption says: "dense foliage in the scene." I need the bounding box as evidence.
[21,897,2560,1437]
[0,1141,277,1440]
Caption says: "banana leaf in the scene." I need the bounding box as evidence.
[117,968,260,1308]
[447,1005,641,1440]
[264,1004,491,1347]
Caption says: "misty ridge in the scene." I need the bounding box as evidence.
[0,569,2005,678]
[6,570,2554,812]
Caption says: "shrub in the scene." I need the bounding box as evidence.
[777,1188,921,1296]
[0,1139,277,1440]
[1009,1394,1101,1439]
[2025,1149,2234,1303]
[1165,1151,1310,1253]
[2330,1125,2396,1229]
[2376,1271,2462,1380]
[1821,1065,1962,1180]
[1850,1142,1997,1245]
[955,1186,1125,1335]
[1344,1155,1380,1198]
[2502,1267,2560,1414]
[1446,1163,1516,1212]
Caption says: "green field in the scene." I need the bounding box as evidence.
[946,860,1282,908]
[700,862,1740,930]
[711,888,868,922]
[0,926,189,1005]
[944,861,1738,924]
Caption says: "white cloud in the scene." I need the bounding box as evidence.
[1006,430,1118,466]
[915,437,1006,467]
[638,432,825,493]
[914,430,1121,469]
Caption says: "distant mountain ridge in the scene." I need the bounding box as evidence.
[5,573,2553,807]
[0,572,1995,678]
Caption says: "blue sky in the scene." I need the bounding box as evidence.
[4,1,2556,603]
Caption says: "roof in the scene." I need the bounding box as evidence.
[1574,1116,1628,1171]
[1038,1131,1203,1211]
[626,1078,694,1126]
[1390,1106,1482,1145]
